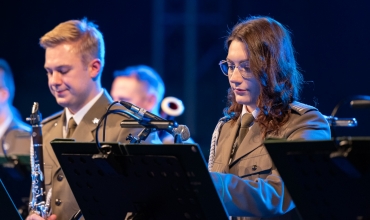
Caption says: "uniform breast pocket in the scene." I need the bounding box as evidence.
[44,165,53,185]
[236,153,273,180]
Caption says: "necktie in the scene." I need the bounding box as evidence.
[66,117,77,138]
[229,113,255,165]
[237,113,255,146]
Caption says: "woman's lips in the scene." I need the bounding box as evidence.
[233,88,247,95]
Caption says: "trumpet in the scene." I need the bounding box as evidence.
[160,96,185,119]
[159,97,191,143]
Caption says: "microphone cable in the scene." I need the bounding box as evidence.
[94,101,141,152]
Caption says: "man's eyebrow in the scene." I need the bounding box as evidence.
[57,65,71,69]
[44,65,71,70]
[118,97,131,101]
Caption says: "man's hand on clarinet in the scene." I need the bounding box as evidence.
[26,214,57,220]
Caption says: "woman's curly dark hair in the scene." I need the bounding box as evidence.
[224,16,303,138]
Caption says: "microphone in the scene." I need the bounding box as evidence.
[120,101,164,121]
[350,100,370,108]
[172,124,191,141]
[120,120,191,141]
[119,101,191,141]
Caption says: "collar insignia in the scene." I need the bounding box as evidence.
[93,118,99,124]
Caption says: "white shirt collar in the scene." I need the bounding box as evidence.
[241,105,260,119]
[0,111,13,139]
[65,90,104,128]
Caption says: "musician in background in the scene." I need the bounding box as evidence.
[111,65,194,143]
[27,19,159,220]
[208,16,330,219]
[0,58,31,218]
[111,65,165,120]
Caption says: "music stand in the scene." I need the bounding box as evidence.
[51,140,228,220]
[0,155,31,214]
[264,137,370,220]
[0,178,23,219]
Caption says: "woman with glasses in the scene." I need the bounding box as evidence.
[208,16,330,219]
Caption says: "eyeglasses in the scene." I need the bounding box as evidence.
[218,60,254,78]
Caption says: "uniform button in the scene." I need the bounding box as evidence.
[252,165,257,171]
[57,174,64,181]
[55,199,62,206]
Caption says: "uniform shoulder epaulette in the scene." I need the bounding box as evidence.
[41,110,63,125]
[290,101,318,115]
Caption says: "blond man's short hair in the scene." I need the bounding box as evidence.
[40,18,105,70]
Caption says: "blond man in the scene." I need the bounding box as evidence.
[27,18,159,220]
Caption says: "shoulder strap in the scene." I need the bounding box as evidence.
[41,110,63,125]
[290,101,318,115]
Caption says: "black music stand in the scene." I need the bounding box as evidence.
[0,155,31,216]
[0,178,23,219]
[51,140,228,220]
[264,137,370,220]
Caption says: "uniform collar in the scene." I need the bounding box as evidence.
[241,105,259,122]
[65,90,104,127]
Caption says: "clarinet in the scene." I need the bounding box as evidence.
[27,102,50,218]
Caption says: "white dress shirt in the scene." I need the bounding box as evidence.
[64,90,104,138]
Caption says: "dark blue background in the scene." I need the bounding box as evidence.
[1,0,369,157]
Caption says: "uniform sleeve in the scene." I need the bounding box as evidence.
[210,110,331,217]
[211,169,294,217]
